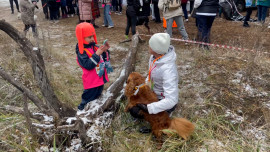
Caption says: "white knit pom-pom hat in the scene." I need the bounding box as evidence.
[149,33,170,54]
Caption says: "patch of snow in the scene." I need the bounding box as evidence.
[37,146,49,152]
[76,109,87,116]
[50,147,59,152]
[65,139,82,152]
[81,117,91,124]
[225,110,244,124]
[86,111,114,150]
[241,125,268,149]
[244,84,254,94]
[110,45,129,52]
[87,125,101,141]
[202,110,210,115]
[244,129,266,140]
[43,115,54,122]
[198,140,226,152]
[256,92,268,97]
[262,101,270,109]
[32,123,54,129]
[242,83,268,97]
[66,117,77,124]
[231,71,243,84]
[33,113,54,122]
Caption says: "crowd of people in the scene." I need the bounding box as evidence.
[9,0,270,49]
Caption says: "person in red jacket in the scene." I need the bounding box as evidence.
[75,22,113,110]
[181,0,188,22]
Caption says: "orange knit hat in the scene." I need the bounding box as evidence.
[75,22,97,54]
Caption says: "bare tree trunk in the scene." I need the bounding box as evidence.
[0,20,75,118]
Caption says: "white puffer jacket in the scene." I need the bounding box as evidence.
[146,45,179,114]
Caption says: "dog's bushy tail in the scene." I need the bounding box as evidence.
[168,118,195,140]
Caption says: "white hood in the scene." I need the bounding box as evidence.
[146,45,179,114]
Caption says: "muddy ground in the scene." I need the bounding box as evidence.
[0,1,270,151]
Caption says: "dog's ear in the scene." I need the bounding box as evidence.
[125,78,136,97]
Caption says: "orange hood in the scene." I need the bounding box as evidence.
[75,22,97,54]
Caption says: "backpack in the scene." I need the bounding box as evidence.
[164,0,181,11]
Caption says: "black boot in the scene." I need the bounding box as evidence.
[139,126,151,134]
[243,22,250,27]
[11,10,14,14]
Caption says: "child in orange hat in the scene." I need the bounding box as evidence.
[75,22,113,110]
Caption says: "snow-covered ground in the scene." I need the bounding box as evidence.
[0,0,10,7]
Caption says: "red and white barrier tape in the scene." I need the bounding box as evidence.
[139,34,270,55]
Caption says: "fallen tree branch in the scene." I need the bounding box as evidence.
[0,66,49,112]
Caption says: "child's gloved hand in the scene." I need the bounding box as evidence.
[105,61,113,74]
[98,62,105,77]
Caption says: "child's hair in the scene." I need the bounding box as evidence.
[75,22,97,54]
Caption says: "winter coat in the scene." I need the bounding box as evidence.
[195,0,219,15]
[158,0,184,20]
[76,43,109,89]
[48,0,58,9]
[20,0,36,25]
[257,0,270,7]
[78,0,93,20]
[126,0,141,17]
[138,0,151,16]
[146,46,179,114]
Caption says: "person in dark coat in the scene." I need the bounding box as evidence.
[189,0,194,13]
[125,0,141,38]
[41,0,49,19]
[181,0,188,21]
[48,0,59,21]
[137,0,151,32]
[9,0,20,14]
[152,0,161,23]
[243,0,256,27]
[194,0,219,50]
[67,0,75,17]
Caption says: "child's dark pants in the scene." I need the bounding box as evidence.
[78,85,104,110]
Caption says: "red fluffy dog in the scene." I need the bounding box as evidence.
[125,72,195,141]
